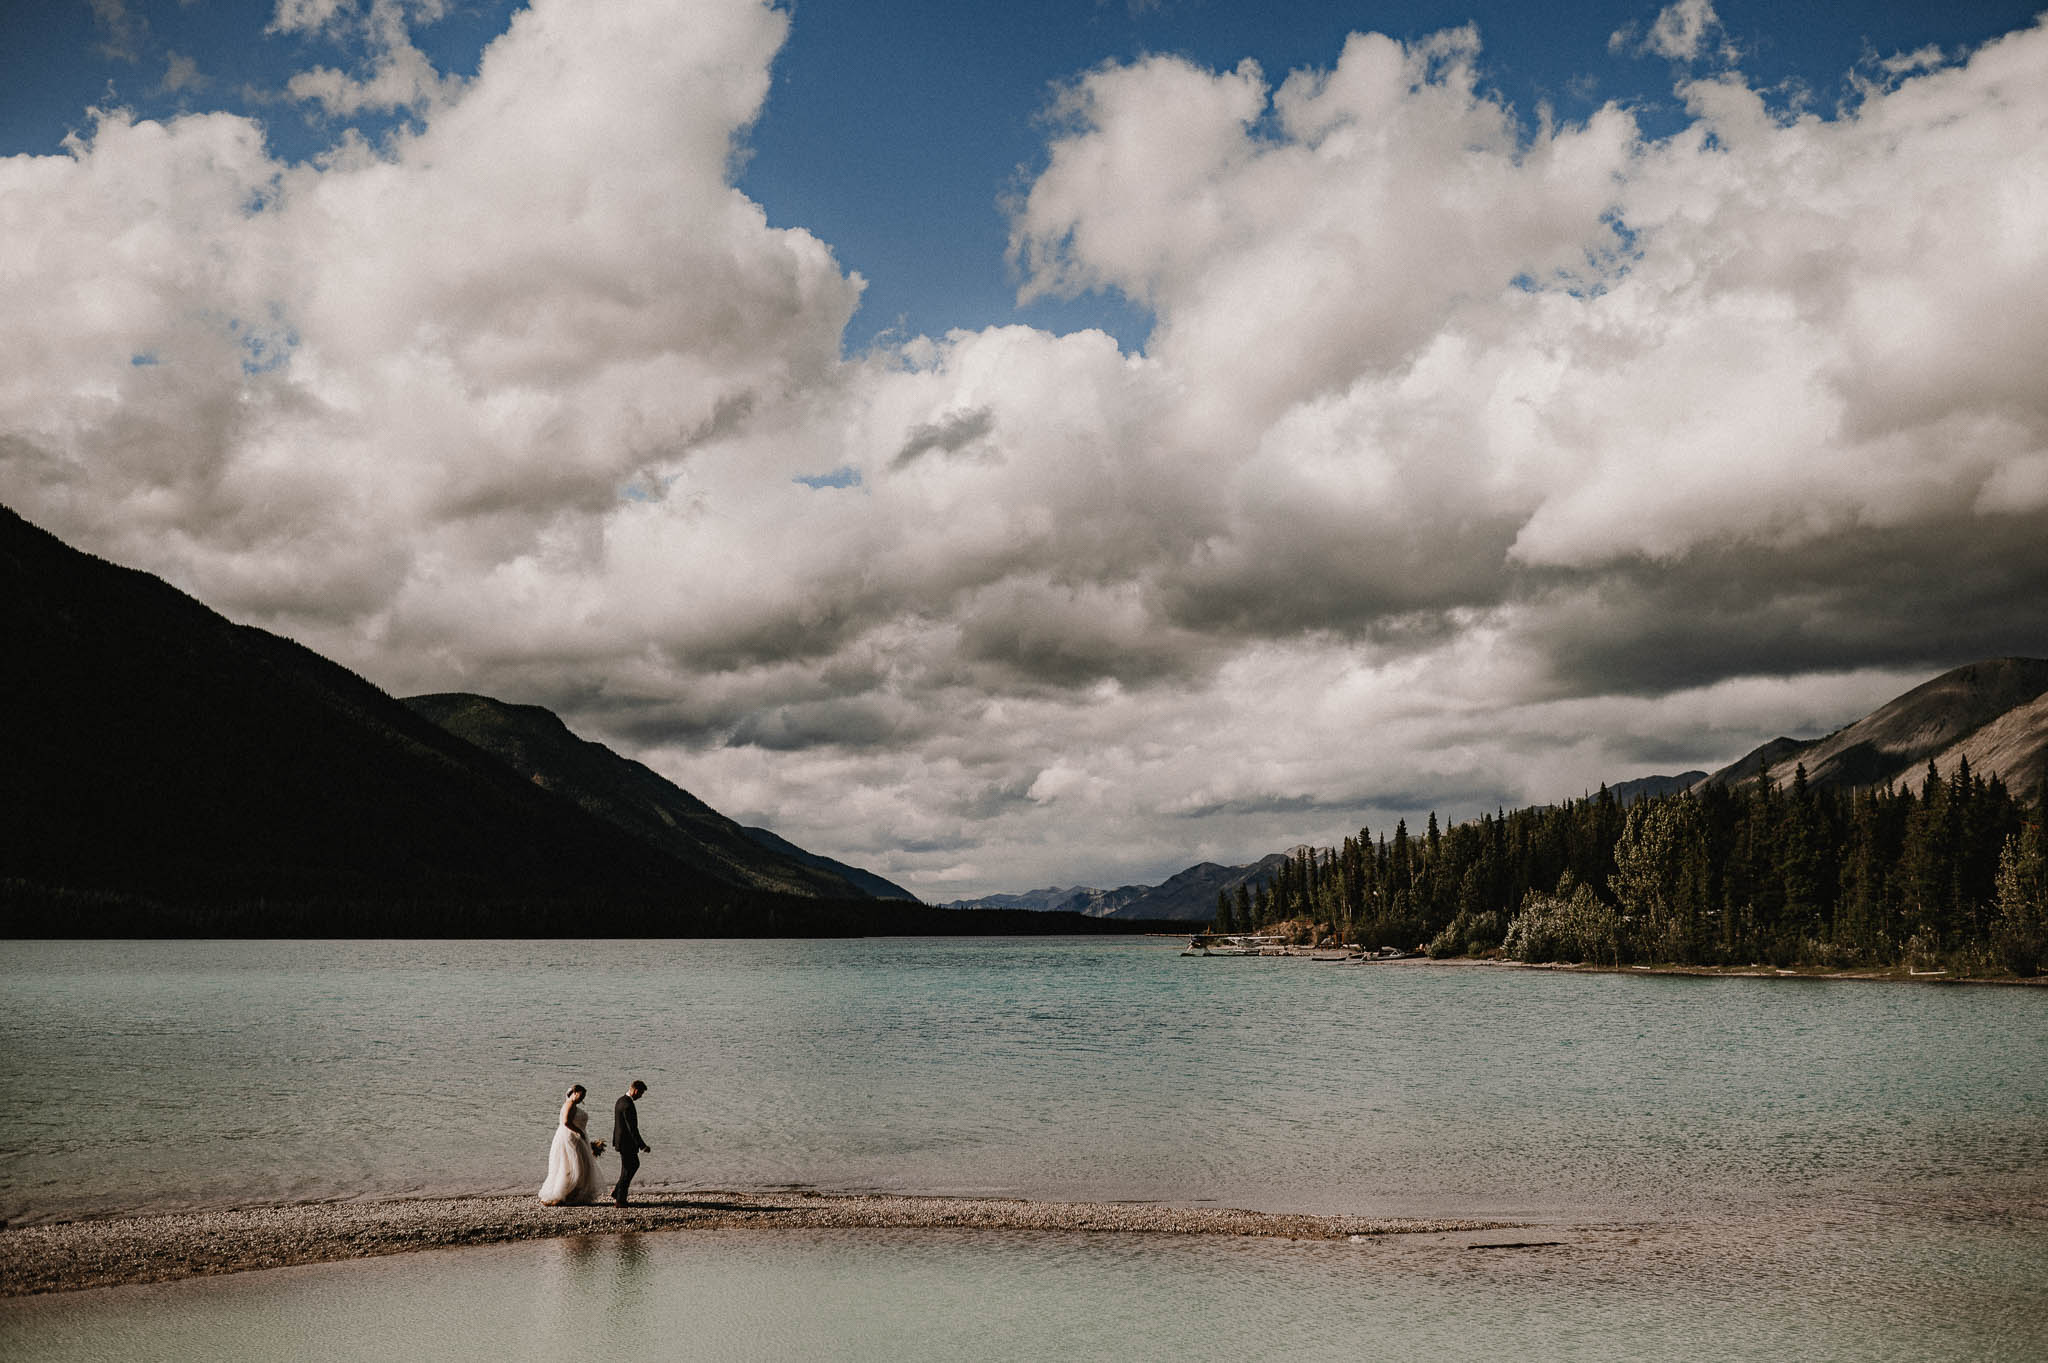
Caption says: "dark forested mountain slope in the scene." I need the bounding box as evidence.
[405,692,908,900]
[738,824,915,900]
[0,504,1203,937]
[0,503,711,918]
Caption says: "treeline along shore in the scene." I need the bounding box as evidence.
[1212,764,2048,978]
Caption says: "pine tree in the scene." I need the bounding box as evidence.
[1339,835,1364,941]
[1837,789,1887,960]
[1612,795,1710,963]
[1992,821,2047,975]
[1779,764,1825,941]
[1899,762,1954,952]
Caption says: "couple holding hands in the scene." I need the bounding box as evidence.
[538,1080,652,1207]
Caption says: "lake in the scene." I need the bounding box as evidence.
[2,937,2044,1359]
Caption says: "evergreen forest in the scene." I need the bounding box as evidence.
[1211,762,2048,976]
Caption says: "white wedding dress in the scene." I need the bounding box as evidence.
[537,1103,603,1205]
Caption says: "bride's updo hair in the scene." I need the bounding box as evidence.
[566,1084,586,1100]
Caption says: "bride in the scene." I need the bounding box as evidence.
[537,1084,606,1205]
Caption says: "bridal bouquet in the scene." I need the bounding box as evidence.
[591,1139,606,1155]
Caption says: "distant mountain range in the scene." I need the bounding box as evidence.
[952,658,2048,921]
[948,854,1291,920]
[0,503,949,932]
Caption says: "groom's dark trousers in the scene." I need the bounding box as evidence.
[613,1146,639,1203]
[612,1094,645,1204]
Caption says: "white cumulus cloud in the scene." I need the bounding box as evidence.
[1611,0,1725,63]
[3,1,2046,894]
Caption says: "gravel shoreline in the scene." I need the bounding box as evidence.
[1256,953,2046,986]
[0,1192,1519,1297]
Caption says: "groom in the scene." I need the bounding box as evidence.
[611,1080,651,1207]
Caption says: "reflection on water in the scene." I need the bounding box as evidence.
[5,1219,2046,1363]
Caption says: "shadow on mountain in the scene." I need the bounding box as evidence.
[0,504,1167,939]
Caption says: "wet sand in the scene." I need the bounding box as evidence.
[0,1192,1519,1297]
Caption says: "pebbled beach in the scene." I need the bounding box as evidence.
[0,1192,1519,1297]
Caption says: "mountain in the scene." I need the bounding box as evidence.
[1091,855,1294,920]
[1933,688,2048,790]
[1072,885,1149,917]
[1702,737,1818,790]
[1701,658,2048,795]
[942,886,1096,912]
[947,854,1290,922]
[0,503,705,919]
[0,501,1220,938]
[405,692,909,900]
[739,826,916,900]
[1602,771,1709,806]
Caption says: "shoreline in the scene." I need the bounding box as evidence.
[1395,955,2048,985]
[1186,942,2046,986]
[0,1191,1521,1298]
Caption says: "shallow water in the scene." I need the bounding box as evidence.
[2,937,2045,1228]
[5,1219,2045,1363]
[4,937,2046,1360]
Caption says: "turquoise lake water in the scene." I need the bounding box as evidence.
[3,937,2045,1359]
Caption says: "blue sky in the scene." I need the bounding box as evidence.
[3,1,2046,894]
[7,0,2042,351]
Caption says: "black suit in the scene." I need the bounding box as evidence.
[611,1094,648,1203]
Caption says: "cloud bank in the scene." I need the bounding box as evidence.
[4,0,2045,893]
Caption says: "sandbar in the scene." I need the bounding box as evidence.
[0,1192,1518,1297]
